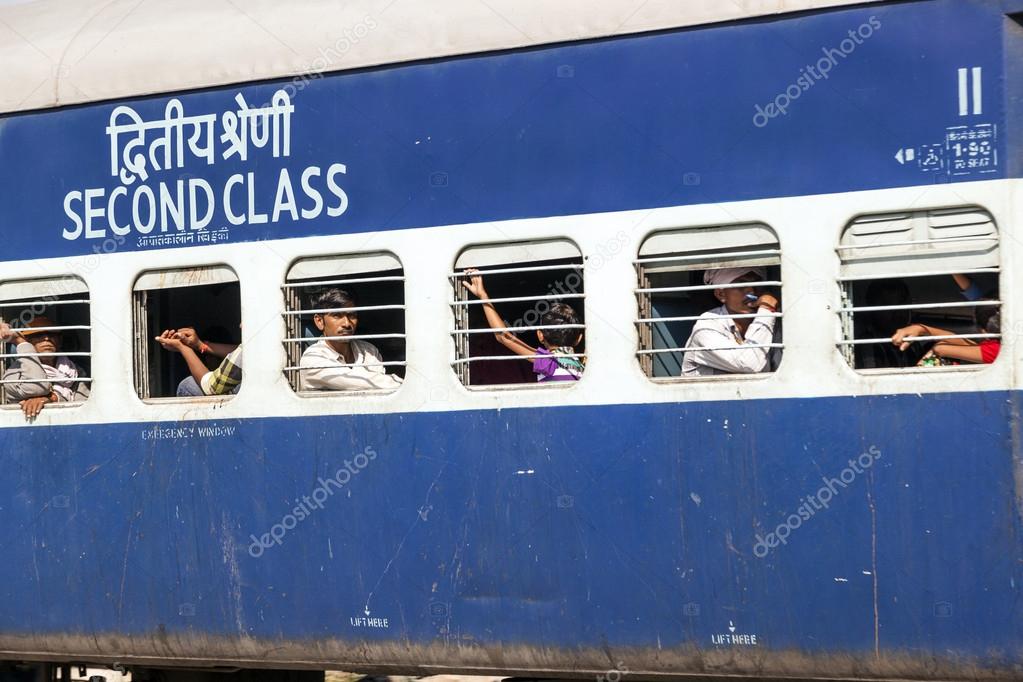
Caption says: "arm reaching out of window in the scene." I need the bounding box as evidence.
[461,269,536,358]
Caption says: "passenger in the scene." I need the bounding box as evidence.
[154,327,241,396]
[461,269,584,382]
[0,317,90,419]
[681,268,780,377]
[299,288,403,391]
[855,278,925,369]
[891,304,1000,365]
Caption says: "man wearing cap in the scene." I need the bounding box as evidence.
[0,317,90,419]
[681,267,781,377]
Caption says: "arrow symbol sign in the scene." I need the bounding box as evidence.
[895,148,915,165]
[728,620,736,633]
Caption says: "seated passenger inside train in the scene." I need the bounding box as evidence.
[681,267,780,376]
[890,304,1001,366]
[154,327,242,396]
[0,317,90,419]
[852,272,1000,370]
[299,288,403,390]
[461,269,584,382]
[854,279,925,369]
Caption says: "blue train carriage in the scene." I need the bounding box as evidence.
[0,0,1021,680]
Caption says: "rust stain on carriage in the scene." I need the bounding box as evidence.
[0,635,1019,681]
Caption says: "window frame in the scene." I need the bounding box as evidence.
[450,238,586,390]
[634,223,784,383]
[0,275,93,410]
[131,264,242,403]
[282,251,407,397]
[836,205,1001,374]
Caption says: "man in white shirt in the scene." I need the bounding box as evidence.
[681,267,781,377]
[299,288,403,391]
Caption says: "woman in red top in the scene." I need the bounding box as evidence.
[891,307,1001,365]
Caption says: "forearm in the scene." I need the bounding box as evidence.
[480,301,535,356]
[932,343,983,362]
[203,342,238,358]
[180,347,210,385]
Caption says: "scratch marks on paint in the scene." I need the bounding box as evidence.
[867,469,880,658]
[363,465,446,616]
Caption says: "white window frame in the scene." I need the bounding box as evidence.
[132,264,241,401]
[450,238,585,389]
[836,205,1001,373]
[634,223,783,382]
[282,251,406,395]
[0,276,92,408]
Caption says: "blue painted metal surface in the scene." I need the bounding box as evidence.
[0,0,1018,262]
[0,393,1019,674]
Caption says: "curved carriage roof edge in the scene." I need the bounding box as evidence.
[0,0,881,115]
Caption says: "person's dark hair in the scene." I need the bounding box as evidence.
[541,302,581,347]
[975,304,1000,334]
[865,278,911,306]
[312,288,356,312]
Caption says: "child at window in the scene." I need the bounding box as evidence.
[461,269,583,382]
[890,304,1000,365]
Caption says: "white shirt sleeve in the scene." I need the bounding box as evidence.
[686,311,777,374]
[300,341,403,391]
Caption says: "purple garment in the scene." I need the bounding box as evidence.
[532,347,581,382]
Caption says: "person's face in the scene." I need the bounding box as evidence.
[716,273,760,314]
[867,290,910,331]
[315,311,358,339]
[29,331,61,355]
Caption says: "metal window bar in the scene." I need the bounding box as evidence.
[0,299,91,307]
[635,281,783,295]
[451,353,586,365]
[283,286,303,391]
[283,362,407,371]
[451,293,585,306]
[0,377,94,385]
[839,283,855,366]
[452,277,470,385]
[636,264,653,376]
[633,249,781,265]
[451,324,585,335]
[837,334,999,346]
[284,305,406,315]
[133,290,150,399]
[284,334,406,343]
[838,300,1001,314]
[838,267,1000,282]
[0,352,91,359]
[282,276,406,289]
[637,343,784,355]
[448,263,583,279]
[5,325,91,333]
[835,235,997,251]
[635,312,783,324]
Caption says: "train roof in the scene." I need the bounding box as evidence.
[0,0,880,115]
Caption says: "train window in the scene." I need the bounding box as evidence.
[635,224,783,380]
[132,265,242,400]
[283,252,405,394]
[0,276,92,409]
[451,239,585,387]
[837,206,1001,371]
